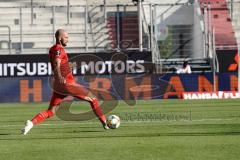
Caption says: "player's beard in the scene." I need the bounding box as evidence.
[60,40,67,47]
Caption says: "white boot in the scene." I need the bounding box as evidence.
[21,120,33,135]
[102,121,110,130]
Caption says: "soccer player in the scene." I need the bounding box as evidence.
[21,29,109,135]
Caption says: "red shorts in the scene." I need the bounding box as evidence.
[49,92,67,107]
[49,81,90,107]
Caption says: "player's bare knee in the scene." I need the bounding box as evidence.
[48,105,58,115]
[47,110,55,118]
[84,96,93,102]
[90,98,99,108]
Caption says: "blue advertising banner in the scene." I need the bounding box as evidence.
[0,73,238,103]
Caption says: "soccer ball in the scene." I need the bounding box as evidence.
[107,115,120,129]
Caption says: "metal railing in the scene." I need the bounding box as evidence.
[0,26,12,54]
[0,3,202,55]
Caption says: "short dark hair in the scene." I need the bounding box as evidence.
[183,61,188,67]
[55,29,65,39]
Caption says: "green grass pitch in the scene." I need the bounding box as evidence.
[1,99,240,160]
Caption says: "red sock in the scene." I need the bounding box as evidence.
[31,110,54,125]
[90,98,106,123]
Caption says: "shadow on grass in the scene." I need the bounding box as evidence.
[0,133,11,136]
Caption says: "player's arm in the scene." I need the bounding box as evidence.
[54,58,66,84]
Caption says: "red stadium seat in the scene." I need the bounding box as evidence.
[107,12,139,49]
[199,0,237,48]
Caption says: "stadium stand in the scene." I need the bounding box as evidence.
[231,0,240,49]
[0,4,88,54]
[161,0,240,73]
[199,0,238,49]
[0,0,133,6]
[107,11,139,50]
[0,0,134,54]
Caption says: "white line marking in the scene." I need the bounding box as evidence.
[0,118,239,128]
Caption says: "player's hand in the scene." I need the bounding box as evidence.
[58,75,66,84]
[69,62,77,70]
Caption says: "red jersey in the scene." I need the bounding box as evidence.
[49,44,74,83]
